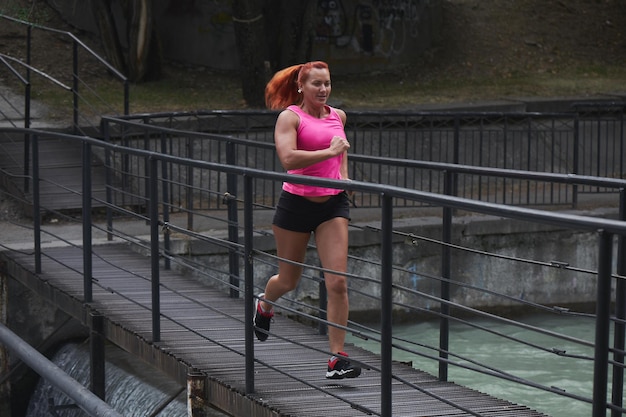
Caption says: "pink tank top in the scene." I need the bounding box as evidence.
[282,105,346,197]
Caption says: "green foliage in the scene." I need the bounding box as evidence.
[0,0,50,24]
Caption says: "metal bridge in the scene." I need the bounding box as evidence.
[0,122,625,416]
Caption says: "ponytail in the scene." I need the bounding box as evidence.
[265,64,302,110]
[265,61,330,110]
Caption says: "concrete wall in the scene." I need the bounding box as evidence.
[49,0,442,74]
[172,206,617,321]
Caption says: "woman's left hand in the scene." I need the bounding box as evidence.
[329,136,350,156]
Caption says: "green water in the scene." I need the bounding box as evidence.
[347,313,607,417]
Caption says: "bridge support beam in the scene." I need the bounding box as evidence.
[188,371,207,416]
[90,312,105,401]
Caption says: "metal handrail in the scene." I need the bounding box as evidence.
[0,52,33,191]
[0,52,72,91]
[0,323,123,417]
[0,14,130,130]
[0,14,127,82]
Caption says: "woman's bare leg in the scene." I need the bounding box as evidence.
[260,225,311,311]
[314,217,349,354]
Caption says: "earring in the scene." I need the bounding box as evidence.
[297,88,302,93]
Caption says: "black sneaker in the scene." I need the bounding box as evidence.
[253,293,273,341]
[326,351,362,379]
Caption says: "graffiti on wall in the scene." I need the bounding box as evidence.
[316,0,423,57]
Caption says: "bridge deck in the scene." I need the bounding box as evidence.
[0,134,108,211]
[1,243,548,417]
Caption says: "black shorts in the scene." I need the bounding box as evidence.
[272,190,350,233]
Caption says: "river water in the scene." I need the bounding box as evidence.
[26,342,228,417]
[347,312,601,417]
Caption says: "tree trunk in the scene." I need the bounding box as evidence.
[232,0,268,108]
[279,0,314,68]
[92,0,161,83]
[297,0,317,63]
[125,0,159,82]
[264,1,314,71]
[91,0,125,73]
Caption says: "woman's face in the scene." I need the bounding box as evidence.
[300,67,331,106]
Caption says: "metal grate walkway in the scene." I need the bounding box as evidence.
[1,243,549,417]
[0,133,108,212]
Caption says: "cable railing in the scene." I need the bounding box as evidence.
[0,13,129,205]
[0,53,32,129]
[574,102,626,189]
[105,106,626,210]
[100,113,623,224]
[0,14,129,134]
[2,127,626,416]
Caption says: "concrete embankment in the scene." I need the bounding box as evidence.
[1,193,619,325]
[166,199,619,319]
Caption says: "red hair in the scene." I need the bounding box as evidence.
[265,61,330,110]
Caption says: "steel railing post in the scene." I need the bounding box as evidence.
[573,113,579,207]
[22,103,30,193]
[83,141,93,303]
[23,25,31,192]
[619,105,626,180]
[72,40,78,134]
[380,194,393,417]
[149,157,161,342]
[592,229,613,417]
[186,136,194,231]
[226,141,240,298]
[143,126,150,215]
[160,132,171,270]
[25,23,31,90]
[452,116,460,197]
[32,134,41,273]
[439,171,453,381]
[121,126,130,207]
[101,119,114,241]
[611,189,626,417]
[502,118,509,204]
[123,80,129,116]
[318,270,327,336]
[243,175,255,394]
[89,312,105,400]
[526,117,532,204]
